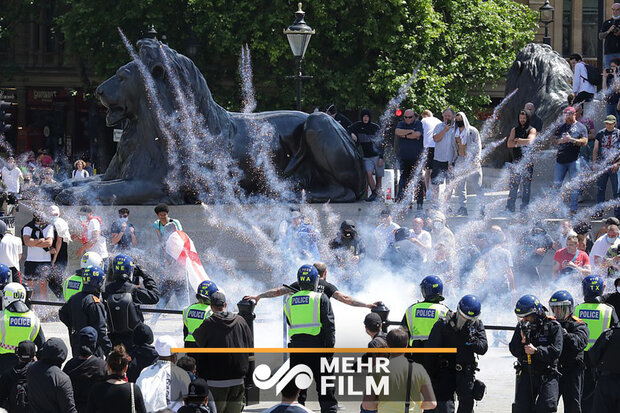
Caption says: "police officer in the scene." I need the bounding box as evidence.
[426,295,488,413]
[59,266,112,358]
[62,251,103,302]
[0,283,45,373]
[0,264,11,311]
[588,325,620,412]
[401,275,450,348]
[183,280,218,348]
[102,254,159,348]
[548,290,589,413]
[573,275,618,413]
[509,294,562,413]
[285,264,337,413]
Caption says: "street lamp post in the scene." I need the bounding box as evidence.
[539,0,554,46]
[284,3,315,111]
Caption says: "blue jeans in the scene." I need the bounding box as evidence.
[507,162,534,211]
[605,53,620,68]
[597,169,618,203]
[554,161,580,212]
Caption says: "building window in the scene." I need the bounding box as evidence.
[563,0,572,56]
[582,0,598,58]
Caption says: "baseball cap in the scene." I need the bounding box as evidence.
[210,292,226,307]
[48,205,60,216]
[16,340,36,361]
[155,335,177,357]
[563,106,576,114]
[364,313,382,330]
[380,208,391,217]
[605,115,617,124]
[187,378,209,398]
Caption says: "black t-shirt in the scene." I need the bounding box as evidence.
[555,122,588,164]
[290,278,338,298]
[595,127,620,162]
[602,19,620,54]
[349,121,381,158]
[510,124,533,162]
[87,381,147,413]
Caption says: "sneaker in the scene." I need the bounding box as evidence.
[366,192,377,202]
[456,207,468,216]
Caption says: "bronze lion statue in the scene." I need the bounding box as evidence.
[53,38,365,204]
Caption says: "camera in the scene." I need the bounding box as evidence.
[608,68,615,74]
[614,25,620,33]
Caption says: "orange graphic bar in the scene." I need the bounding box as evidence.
[172,347,457,354]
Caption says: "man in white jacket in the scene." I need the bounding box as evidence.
[569,53,596,104]
[453,111,484,217]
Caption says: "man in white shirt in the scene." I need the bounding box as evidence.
[569,53,596,104]
[408,217,432,262]
[22,213,54,299]
[0,219,22,282]
[375,208,400,256]
[420,110,442,199]
[589,223,620,274]
[0,156,23,194]
[76,206,109,271]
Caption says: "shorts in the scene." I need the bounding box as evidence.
[363,156,384,177]
[425,147,435,169]
[23,261,51,281]
[431,160,450,185]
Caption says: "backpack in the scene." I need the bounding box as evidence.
[584,64,602,87]
[105,291,141,334]
[9,368,29,413]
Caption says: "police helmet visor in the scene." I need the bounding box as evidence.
[549,301,572,320]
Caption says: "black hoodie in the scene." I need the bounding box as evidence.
[127,323,159,382]
[0,360,33,413]
[348,109,382,158]
[193,311,253,381]
[63,356,106,413]
[27,338,77,413]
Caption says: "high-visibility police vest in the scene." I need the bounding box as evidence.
[574,302,614,351]
[284,291,322,337]
[182,303,213,343]
[63,274,83,302]
[0,310,40,354]
[405,302,449,345]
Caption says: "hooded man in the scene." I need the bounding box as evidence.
[328,220,366,266]
[453,111,484,217]
[63,327,106,413]
[349,109,383,201]
[127,323,159,382]
[26,338,77,413]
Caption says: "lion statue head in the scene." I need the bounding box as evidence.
[96,38,232,187]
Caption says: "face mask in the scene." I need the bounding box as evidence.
[455,120,465,128]
[7,163,15,170]
[343,232,352,238]
[79,216,88,223]
[433,221,444,230]
[119,217,128,223]
[607,236,618,243]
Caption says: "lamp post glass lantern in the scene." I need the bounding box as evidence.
[284,2,315,111]
[539,0,554,46]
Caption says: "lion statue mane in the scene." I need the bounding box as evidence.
[53,38,366,204]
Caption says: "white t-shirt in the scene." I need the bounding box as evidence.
[589,234,620,273]
[23,225,54,262]
[375,221,400,255]
[0,234,23,270]
[73,169,89,179]
[421,116,442,148]
[1,166,23,193]
[87,218,108,258]
[410,229,432,262]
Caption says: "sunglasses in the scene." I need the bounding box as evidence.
[404,116,414,119]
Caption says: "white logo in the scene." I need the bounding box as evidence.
[253,359,313,394]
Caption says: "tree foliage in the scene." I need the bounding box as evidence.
[2,0,538,114]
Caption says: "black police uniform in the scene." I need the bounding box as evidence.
[588,326,620,412]
[59,284,112,358]
[557,316,589,413]
[288,292,337,413]
[509,316,563,413]
[102,266,159,348]
[425,312,488,413]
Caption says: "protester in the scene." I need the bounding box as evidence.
[0,340,36,413]
[569,54,596,104]
[375,208,400,257]
[592,115,620,219]
[178,378,218,413]
[506,109,537,213]
[0,219,22,282]
[552,235,591,280]
[76,207,108,271]
[395,109,425,207]
[453,111,484,217]
[48,205,70,276]
[262,381,314,413]
[109,207,138,252]
[72,160,89,179]
[21,212,54,299]
[349,109,383,201]
[26,338,77,413]
[86,345,147,413]
[589,222,620,274]
[62,327,107,413]
[420,110,443,199]
[126,323,159,383]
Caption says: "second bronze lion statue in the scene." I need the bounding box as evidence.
[54,38,366,204]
